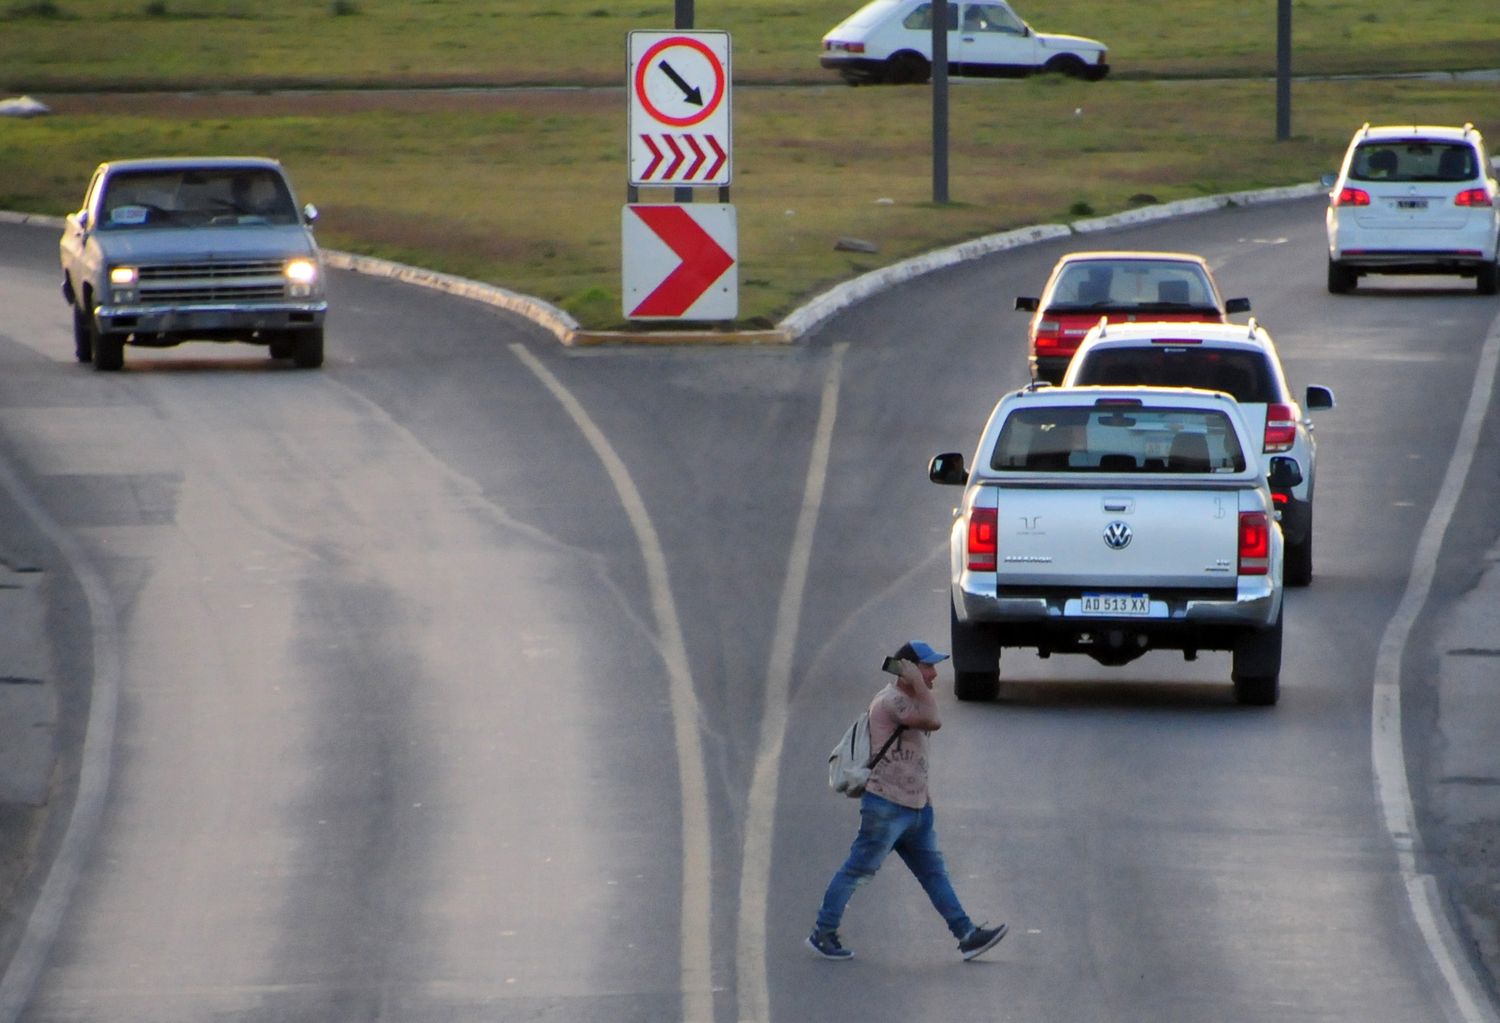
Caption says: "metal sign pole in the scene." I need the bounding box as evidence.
[931,0,949,203]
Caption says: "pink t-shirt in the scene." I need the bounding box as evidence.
[865,684,931,810]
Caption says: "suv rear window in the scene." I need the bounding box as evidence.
[991,405,1247,473]
[1068,348,1275,404]
[1349,142,1479,183]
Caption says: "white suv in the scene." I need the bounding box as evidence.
[1324,122,1500,295]
[1061,319,1334,587]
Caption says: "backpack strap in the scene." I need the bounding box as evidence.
[864,725,906,770]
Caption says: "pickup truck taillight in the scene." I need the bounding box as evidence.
[1238,512,1270,575]
[967,507,997,571]
[1263,403,1296,452]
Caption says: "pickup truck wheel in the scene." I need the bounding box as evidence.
[90,323,124,372]
[72,306,93,363]
[1285,530,1313,588]
[950,597,1000,701]
[267,332,295,359]
[292,327,324,369]
[1231,611,1282,706]
[954,670,1000,702]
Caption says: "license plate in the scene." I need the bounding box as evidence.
[1395,199,1428,210]
[1080,593,1150,616]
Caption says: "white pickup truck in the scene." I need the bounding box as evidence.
[59,156,327,371]
[929,385,1301,706]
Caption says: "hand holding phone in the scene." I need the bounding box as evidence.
[881,656,905,676]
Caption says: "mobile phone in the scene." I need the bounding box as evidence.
[881,656,904,675]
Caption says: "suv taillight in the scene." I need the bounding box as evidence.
[1455,188,1493,207]
[967,507,997,571]
[1238,512,1269,576]
[1263,403,1296,452]
[1335,187,1371,207]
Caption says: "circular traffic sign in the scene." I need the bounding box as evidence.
[633,36,726,128]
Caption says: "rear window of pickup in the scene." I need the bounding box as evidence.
[990,405,1247,473]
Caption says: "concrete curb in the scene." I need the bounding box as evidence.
[5,179,1327,347]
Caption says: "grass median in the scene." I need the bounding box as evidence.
[1,1,1496,329]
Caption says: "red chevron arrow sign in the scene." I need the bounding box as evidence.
[636,133,729,184]
[622,204,737,320]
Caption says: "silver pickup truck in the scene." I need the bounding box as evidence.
[59,156,327,371]
[929,385,1301,706]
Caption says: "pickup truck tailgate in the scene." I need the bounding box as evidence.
[995,486,1239,589]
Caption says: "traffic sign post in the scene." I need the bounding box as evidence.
[628,31,732,188]
[622,203,737,320]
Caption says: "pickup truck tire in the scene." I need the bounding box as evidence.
[1285,528,1313,588]
[1231,611,1282,706]
[292,328,324,369]
[72,306,93,363]
[90,323,124,372]
[950,598,1000,701]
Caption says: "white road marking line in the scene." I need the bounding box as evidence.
[0,461,124,1023]
[1372,307,1500,1023]
[509,345,714,1021]
[736,342,848,1023]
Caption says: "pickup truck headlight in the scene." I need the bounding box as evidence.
[109,265,139,303]
[285,258,319,297]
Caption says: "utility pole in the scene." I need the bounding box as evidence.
[932,0,949,203]
[1275,0,1291,140]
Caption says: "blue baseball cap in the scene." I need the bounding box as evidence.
[895,640,949,665]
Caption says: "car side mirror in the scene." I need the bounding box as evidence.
[1015,296,1038,312]
[302,203,319,225]
[1304,385,1334,410]
[929,452,968,486]
[1224,297,1251,314]
[1267,456,1303,491]
[1320,172,1338,189]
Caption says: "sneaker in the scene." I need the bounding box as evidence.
[806,929,854,960]
[958,922,1008,961]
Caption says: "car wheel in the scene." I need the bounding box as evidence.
[72,305,93,363]
[292,327,324,369]
[1045,55,1088,79]
[1285,509,1313,587]
[90,320,124,372]
[1231,611,1282,706]
[1327,259,1356,294]
[1478,260,1499,296]
[885,53,930,85]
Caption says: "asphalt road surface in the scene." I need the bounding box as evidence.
[0,199,1497,1023]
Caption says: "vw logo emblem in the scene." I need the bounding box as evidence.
[1102,520,1133,550]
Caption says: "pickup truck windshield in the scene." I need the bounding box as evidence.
[990,405,1246,473]
[99,168,299,229]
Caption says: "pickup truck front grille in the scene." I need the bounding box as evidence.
[136,260,287,304]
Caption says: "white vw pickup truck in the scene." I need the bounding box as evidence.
[928,385,1301,706]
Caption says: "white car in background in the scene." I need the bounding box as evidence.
[1324,122,1500,294]
[1061,320,1335,587]
[820,0,1108,85]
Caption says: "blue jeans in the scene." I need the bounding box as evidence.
[815,793,974,939]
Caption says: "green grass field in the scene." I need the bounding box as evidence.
[2,0,1496,328]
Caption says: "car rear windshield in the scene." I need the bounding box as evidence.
[1068,347,1276,404]
[1349,142,1479,183]
[99,168,299,229]
[991,404,1247,474]
[1047,260,1217,312]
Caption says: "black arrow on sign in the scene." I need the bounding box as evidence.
[657,60,703,106]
